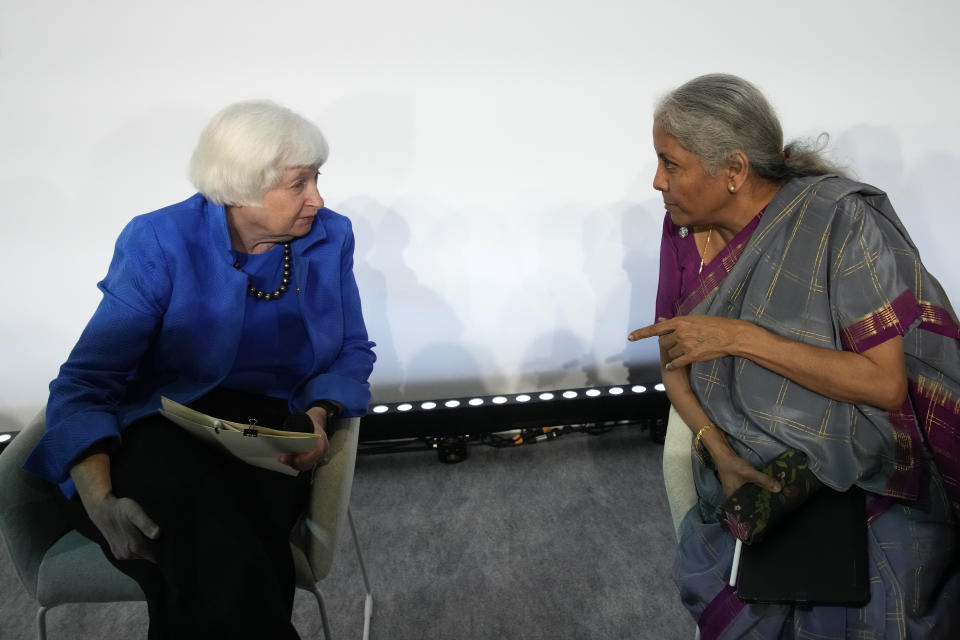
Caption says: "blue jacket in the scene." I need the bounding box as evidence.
[24,194,376,491]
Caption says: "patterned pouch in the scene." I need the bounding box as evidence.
[716,449,823,544]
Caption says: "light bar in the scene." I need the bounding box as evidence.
[359,383,668,441]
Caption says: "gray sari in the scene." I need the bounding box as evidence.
[675,176,960,639]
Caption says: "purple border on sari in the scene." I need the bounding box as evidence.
[910,376,960,505]
[675,213,764,318]
[698,585,745,640]
[839,291,960,503]
[919,302,960,340]
[840,290,921,353]
[881,399,925,500]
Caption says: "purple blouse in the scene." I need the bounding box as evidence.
[654,211,764,320]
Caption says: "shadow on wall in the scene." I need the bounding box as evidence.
[900,153,959,289]
[349,206,404,402]
[511,198,665,392]
[402,342,491,401]
[346,192,669,404]
[344,196,494,403]
[620,198,667,384]
[518,329,589,391]
[835,125,959,296]
[835,125,905,190]
[500,197,667,393]
[588,199,664,386]
[0,411,27,433]
[0,175,104,429]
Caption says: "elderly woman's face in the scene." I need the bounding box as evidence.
[652,122,729,228]
[236,166,324,243]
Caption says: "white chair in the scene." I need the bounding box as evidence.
[292,415,373,640]
[662,405,697,540]
[663,407,746,640]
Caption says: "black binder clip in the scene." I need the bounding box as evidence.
[243,418,259,437]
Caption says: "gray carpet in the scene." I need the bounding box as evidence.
[1,425,693,639]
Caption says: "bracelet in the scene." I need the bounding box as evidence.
[694,423,714,450]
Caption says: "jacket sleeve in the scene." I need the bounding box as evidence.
[293,221,376,417]
[23,217,170,485]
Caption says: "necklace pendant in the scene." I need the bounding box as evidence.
[678,226,689,238]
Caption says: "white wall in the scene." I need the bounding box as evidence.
[2,1,958,427]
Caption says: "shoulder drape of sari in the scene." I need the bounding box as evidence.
[686,175,960,505]
[674,175,960,639]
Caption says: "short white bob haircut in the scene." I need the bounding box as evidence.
[189,100,329,206]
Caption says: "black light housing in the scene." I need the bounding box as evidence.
[360,383,669,441]
[0,432,15,454]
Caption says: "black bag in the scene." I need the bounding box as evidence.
[734,483,870,606]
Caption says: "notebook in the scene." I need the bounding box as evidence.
[735,485,870,606]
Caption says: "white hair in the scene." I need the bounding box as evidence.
[188,100,329,205]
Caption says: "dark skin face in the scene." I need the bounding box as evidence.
[651,122,778,244]
[652,123,731,231]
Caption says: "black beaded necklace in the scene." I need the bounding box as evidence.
[233,242,292,301]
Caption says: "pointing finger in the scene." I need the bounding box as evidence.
[629,318,675,341]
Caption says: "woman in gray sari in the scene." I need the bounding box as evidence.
[630,74,960,639]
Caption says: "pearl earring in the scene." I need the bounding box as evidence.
[728,184,736,193]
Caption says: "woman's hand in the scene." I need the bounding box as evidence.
[691,421,783,499]
[713,449,782,498]
[279,406,331,472]
[632,315,908,410]
[71,451,160,563]
[629,316,752,370]
[629,320,782,498]
[86,492,161,562]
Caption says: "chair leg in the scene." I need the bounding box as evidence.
[348,508,373,640]
[310,586,333,640]
[37,606,48,640]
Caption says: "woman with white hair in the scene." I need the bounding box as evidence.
[23,100,376,638]
[630,74,959,638]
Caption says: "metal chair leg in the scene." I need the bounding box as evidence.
[310,587,333,640]
[348,508,372,640]
[37,606,48,640]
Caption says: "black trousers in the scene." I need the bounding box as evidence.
[67,389,311,640]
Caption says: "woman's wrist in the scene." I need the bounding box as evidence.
[701,428,736,461]
[729,319,760,359]
[307,399,343,437]
[309,399,340,419]
[733,319,783,363]
[694,424,713,451]
[70,452,113,504]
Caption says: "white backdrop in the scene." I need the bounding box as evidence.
[2,1,958,427]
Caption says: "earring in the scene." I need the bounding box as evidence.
[728,184,736,193]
